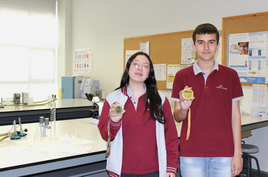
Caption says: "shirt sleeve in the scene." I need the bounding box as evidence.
[171,71,184,101]
[97,100,121,142]
[163,97,179,174]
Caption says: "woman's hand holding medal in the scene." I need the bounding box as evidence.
[109,102,125,122]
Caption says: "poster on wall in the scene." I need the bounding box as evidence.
[227,31,268,83]
[166,64,180,89]
[125,50,140,65]
[140,41,149,55]
[73,48,93,74]
[181,38,196,64]
[154,64,166,81]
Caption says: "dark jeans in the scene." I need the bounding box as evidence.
[121,171,159,177]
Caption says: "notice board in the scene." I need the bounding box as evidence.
[124,30,194,90]
[222,11,268,86]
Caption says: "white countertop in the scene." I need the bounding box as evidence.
[0,118,106,170]
[0,115,267,172]
[241,115,268,125]
[0,98,93,113]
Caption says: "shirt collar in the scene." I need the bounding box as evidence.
[126,84,147,98]
[193,59,219,75]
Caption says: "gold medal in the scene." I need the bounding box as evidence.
[182,87,194,100]
[114,104,123,115]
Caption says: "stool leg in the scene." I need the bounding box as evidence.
[245,154,251,177]
[242,153,250,177]
[249,156,252,177]
[251,155,261,177]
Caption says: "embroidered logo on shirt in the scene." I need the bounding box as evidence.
[216,85,227,90]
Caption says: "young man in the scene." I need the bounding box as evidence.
[172,23,243,177]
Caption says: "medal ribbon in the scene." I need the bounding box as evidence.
[105,118,111,158]
[186,108,191,141]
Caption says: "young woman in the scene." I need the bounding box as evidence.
[98,52,179,177]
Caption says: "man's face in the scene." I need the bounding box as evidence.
[192,33,220,62]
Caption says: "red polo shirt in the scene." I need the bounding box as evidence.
[172,64,243,157]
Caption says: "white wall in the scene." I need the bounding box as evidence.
[57,0,72,89]
[58,0,268,171]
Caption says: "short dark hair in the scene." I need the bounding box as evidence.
[192,23,219,44]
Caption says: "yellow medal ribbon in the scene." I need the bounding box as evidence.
[186,108,191,141]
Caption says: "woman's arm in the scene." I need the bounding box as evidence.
[163,97,179,175]
[97,101,122,141]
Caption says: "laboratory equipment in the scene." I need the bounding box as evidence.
[74,76,86,98]
[21,92,28,105]
[81,79,101,99]
[85,93,94,101]
[0,98,4,108]
[88,96,100,120]
[18,117,27,137]
[0,118,27,142]
[61,76,101,99]
[0,125,14,142]
[10,120,20,140]
[34,116,51,141]
[61,76,75,99]
[13,93,21,105]
[72,123,82,141]
[0,132,9,142]
[61,76,89,99]
[50,95,57,139]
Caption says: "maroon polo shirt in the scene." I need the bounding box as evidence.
[172,64,243,157]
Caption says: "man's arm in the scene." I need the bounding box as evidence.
[231,100,243,176]
[173,101,189,122]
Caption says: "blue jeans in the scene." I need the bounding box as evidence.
[180,156,233,177]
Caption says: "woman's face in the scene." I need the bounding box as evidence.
[128,55,150,84]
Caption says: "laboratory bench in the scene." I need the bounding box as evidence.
[0,118,107,177]
[0,99,95,126]
[241,115,268,131]
[0,115,267,177]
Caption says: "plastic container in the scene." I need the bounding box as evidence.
[251,106,259,118]
[257,107,268,118]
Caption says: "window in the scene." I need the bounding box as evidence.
[0,0,57,102]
